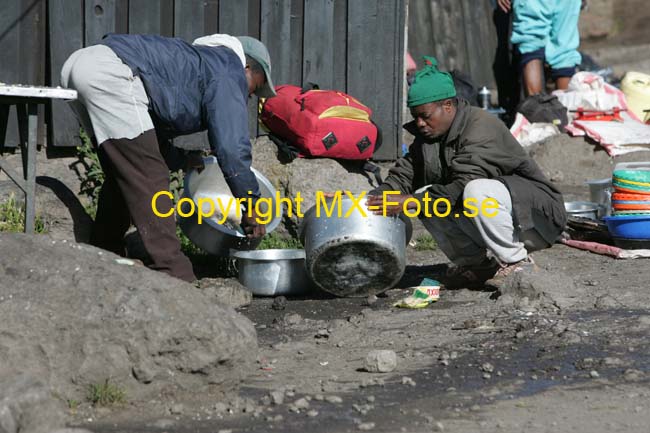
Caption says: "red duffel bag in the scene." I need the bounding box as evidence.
[260,84,380,160]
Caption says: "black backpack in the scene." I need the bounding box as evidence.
[516,93,568,129]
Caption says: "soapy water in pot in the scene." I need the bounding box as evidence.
[310,240,404,297]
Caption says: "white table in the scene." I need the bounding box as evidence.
[0,84,77,233]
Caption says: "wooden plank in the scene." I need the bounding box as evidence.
[247,0,261,38]
[0,0,21,87]
[174,0,205,42]
[203,0,220,35]
[347,0,405,160]
[49,0,84,147]
[303,0,335,89]
[407,0,435,71]
[0,0,45,148]
[332,0,347,91]
[129,0,174,35]
[219,0,249,35]
[260,0,303,86]
[429,0,469,74]
[301,0,348,90]
[85,0,118,45]
[460,0,497,88]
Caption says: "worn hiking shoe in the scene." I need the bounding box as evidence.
[485,256,538,288]
[440,258,499,289]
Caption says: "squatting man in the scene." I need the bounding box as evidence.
[367,56,567,289]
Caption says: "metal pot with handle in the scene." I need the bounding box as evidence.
[299,195,413,297]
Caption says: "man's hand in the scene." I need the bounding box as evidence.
[366,194,416,217]
[184,151,205,174]
[241,208,266,239]
[497,0,511,13]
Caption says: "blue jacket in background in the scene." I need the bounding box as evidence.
[100,33,260,200]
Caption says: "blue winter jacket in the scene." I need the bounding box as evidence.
[100,33,260,200]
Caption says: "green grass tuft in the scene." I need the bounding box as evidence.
[87,378,126,406]
[0,194,47,233]
[258,231,302,250]
[414,234,437,251]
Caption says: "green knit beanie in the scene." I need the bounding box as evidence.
[407,56,457,107]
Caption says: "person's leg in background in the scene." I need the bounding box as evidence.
[511,0,553,96]
[547,0,582,90]
[492,3,521,122]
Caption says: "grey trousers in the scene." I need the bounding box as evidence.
[420,179,549,267]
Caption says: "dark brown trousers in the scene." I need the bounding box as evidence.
[90,130,196,282]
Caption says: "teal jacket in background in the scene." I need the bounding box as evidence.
[511,0,582,69]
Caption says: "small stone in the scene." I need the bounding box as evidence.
[432,421,445,431]
[307,410,319,417]
[213,402,227,413]
[293,398,310,410]
[269,390,284,405]
[480,362,494,373]
[530,374,538,381]
[482,373,492,380]
[169,403,184,415]
[218,430,233,433]
[440,359,450,366]
[364,295,378,306]
[365,350,397,373]
[358,422,375,430]
[590,370,600,379]
[401,376,416,386]
[325,395,343,404]
[284,313,302,325]
[315,329,330,339]
[366,395,375,403]
[272,296,287,310]
[314,394,324,401]
[624,369,644,381]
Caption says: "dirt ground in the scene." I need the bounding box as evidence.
[58,133,650,433]
[69,240,650,433]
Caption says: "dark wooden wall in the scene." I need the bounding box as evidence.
[408,0,498,89]
[0,0,408,160]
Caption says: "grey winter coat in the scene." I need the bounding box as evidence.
[376,99,567,245]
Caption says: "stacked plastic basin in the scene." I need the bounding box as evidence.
[605,162,650,245]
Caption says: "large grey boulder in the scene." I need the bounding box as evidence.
[0,373,66,433]
[0,234,258,401]
[252,136,390,236]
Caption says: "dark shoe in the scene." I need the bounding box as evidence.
[485,256,538,289]
[440,259,499,289]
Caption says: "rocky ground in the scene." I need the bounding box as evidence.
[2,132,650,433]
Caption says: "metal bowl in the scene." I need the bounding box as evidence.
[178,156,282,256]
[231,249,315,296]
[564,201,600,220]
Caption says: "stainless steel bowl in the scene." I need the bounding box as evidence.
[178,157,282,256]
[300,196,413,298]
[564,201,600,220]
[231,249,315,296]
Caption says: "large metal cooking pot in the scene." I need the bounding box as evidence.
[299,196,413,297]
[178,156,281,255]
